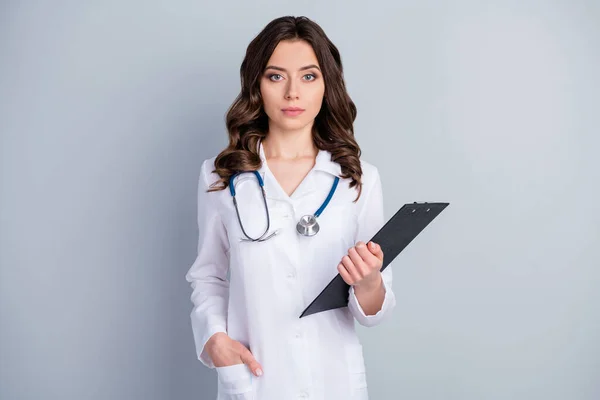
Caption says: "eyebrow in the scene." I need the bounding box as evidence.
[264,64,321,72]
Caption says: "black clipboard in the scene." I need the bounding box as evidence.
[299,202,449,318]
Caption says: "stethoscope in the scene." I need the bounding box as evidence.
[229,171,339,242]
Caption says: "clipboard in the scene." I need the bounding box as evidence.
[299,202,449,318]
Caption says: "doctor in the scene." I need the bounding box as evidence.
[185,16,396,400]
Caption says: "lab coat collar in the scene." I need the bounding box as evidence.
[257,138,342,201]
[257,138,341,177]
[313,147,343,177]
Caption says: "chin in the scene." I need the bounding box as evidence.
[275,118,313,132]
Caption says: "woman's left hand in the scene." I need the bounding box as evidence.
[338,241,384,290]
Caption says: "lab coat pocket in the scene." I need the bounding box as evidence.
[215,363,255,399]
[317,203,357,250]
[345,343,368,391]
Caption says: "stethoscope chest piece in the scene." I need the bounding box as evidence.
[296,215,319,236]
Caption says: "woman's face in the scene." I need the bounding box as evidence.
[259,39,325,133]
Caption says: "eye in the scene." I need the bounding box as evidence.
[303,74,317,81]
[268,74,283,82]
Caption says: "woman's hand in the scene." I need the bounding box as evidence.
[205,332,263,377]
[337,241,384,290]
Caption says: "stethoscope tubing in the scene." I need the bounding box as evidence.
[229,171,339,242]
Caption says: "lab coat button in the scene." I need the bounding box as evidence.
[298,391,309,398]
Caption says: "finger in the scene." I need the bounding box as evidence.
[354,242,378,268]
[239,346,263,377]
[341,255,361,282]
[337,263,354,285]
[368,241,384,262]
[347,246,368,277]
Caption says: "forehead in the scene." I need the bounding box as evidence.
[266,40,320,68]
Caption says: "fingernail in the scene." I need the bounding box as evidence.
[356,242,364,248]
[256,368,263,377]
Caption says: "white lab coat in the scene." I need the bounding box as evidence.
[185,140,396,400]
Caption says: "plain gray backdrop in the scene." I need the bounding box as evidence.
[1,1,599,399]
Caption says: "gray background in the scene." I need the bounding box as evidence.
[1,1,599,399]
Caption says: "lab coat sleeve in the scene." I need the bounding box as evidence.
[185,160,230,368]
[348,166,397,327]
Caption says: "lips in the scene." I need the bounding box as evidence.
[282,107,305,117]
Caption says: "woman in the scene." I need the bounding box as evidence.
[185,15,396,400]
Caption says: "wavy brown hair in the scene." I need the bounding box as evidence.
[208,16,364,201]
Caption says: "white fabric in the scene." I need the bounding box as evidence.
[185,140,396,400]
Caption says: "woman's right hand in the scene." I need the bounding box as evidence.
[205,332,264,377]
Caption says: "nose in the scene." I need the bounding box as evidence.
[285,80,299,100]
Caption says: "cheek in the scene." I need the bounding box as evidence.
[308,86,325,113]
[260,83,278,114]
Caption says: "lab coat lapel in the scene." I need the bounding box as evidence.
[291,148,342,200]
[257,140,287,201]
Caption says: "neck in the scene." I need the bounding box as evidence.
[262,125,317,160]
